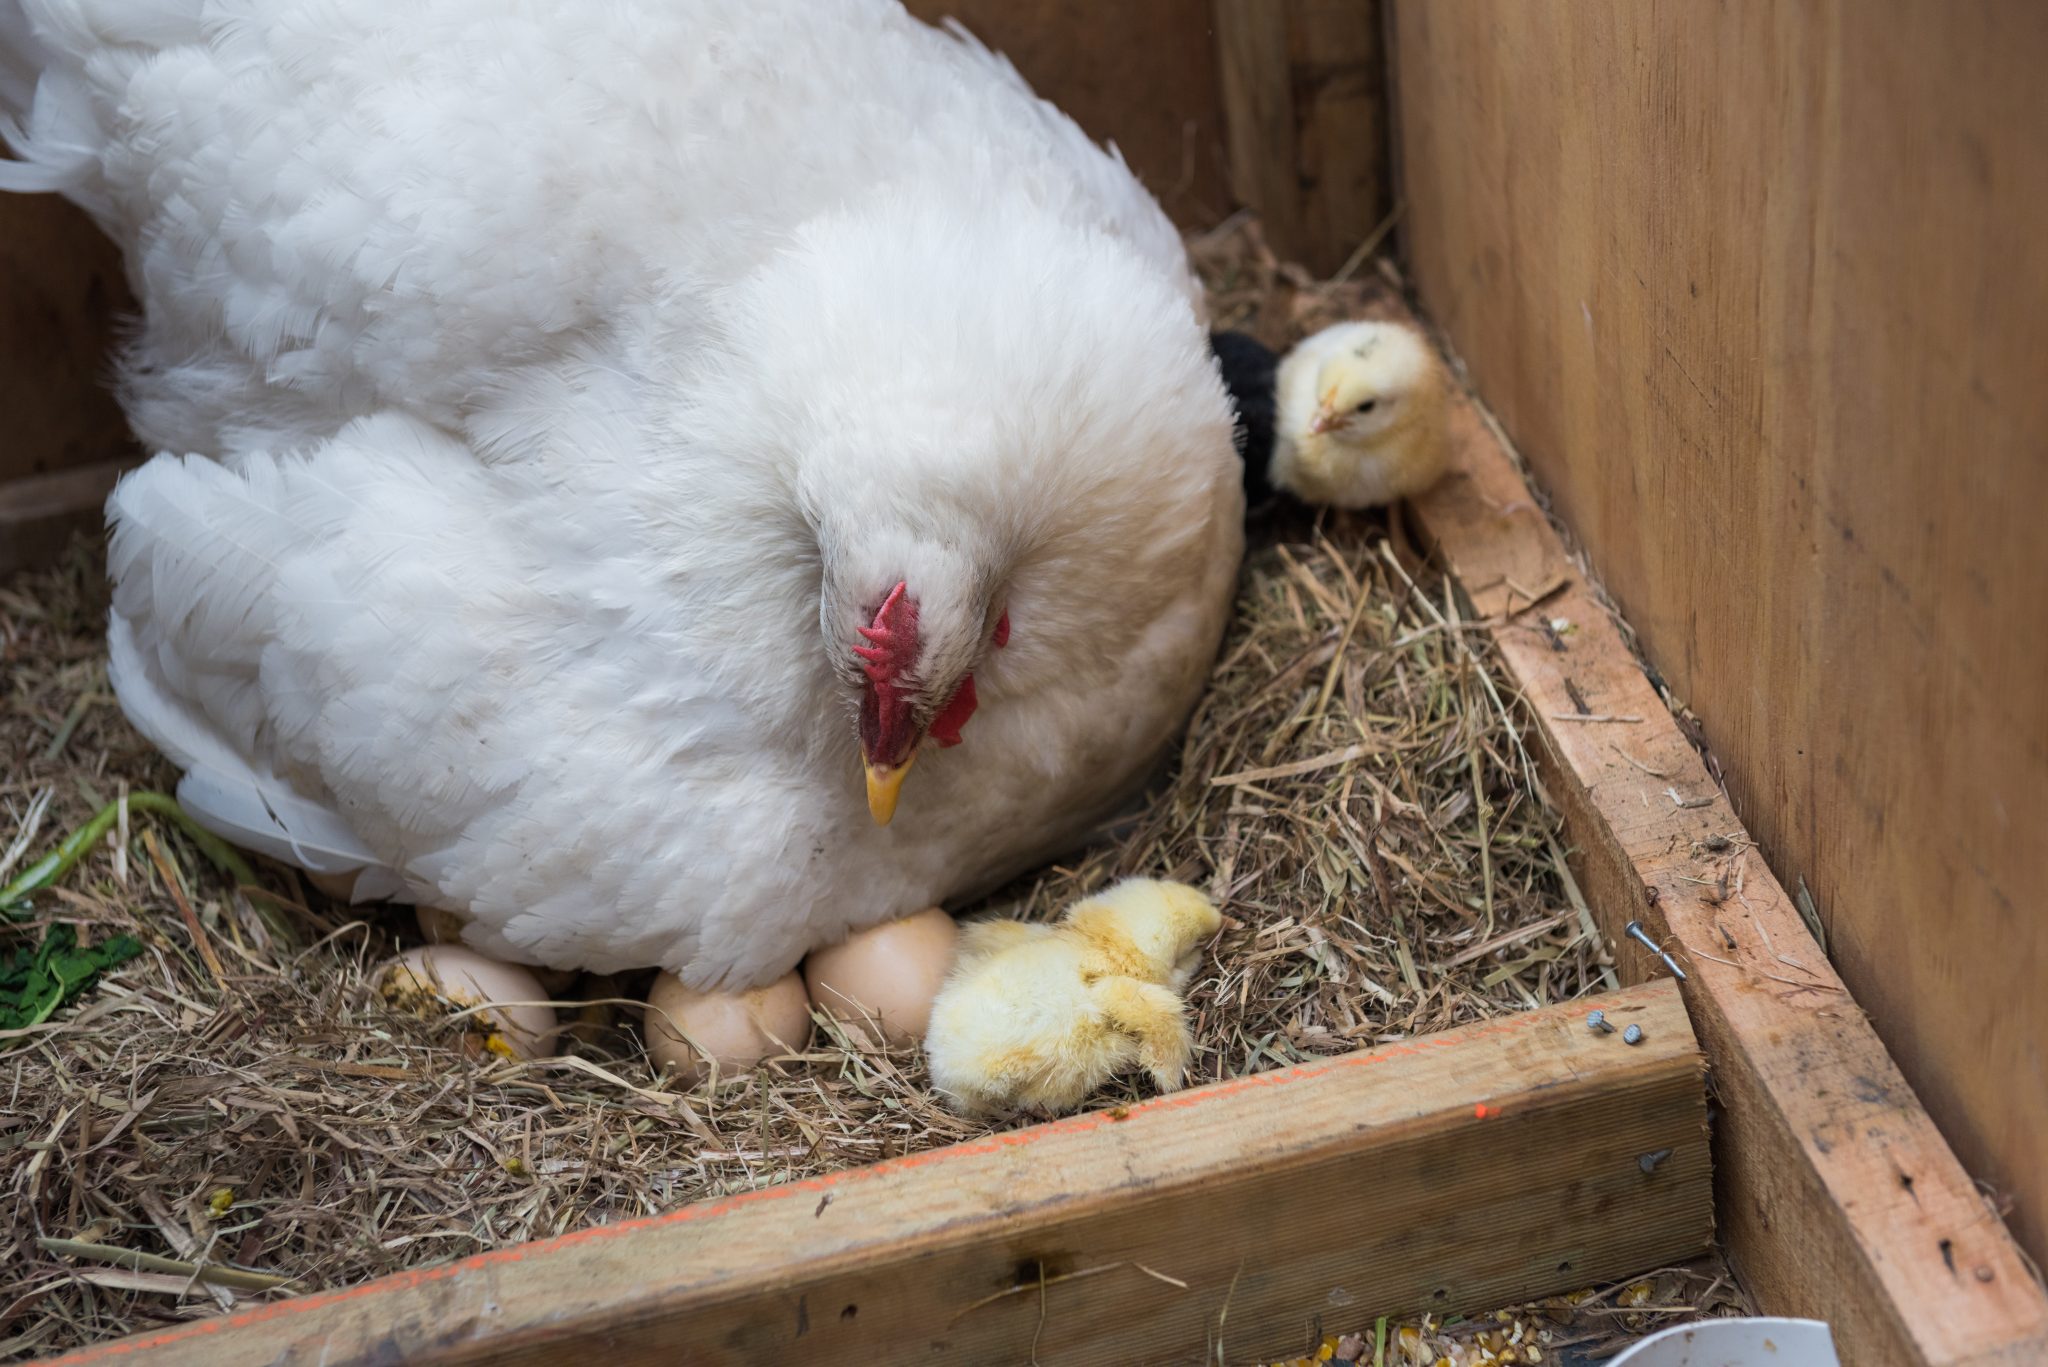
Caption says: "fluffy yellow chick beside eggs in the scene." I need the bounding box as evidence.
[924,878,1223,1117]
[1269,319,1450,509]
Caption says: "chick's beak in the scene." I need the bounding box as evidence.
[864,751,916,826]
[1308,403,1341,436]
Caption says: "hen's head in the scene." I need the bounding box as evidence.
[847,580,1008,824]
[710,183,1236,828]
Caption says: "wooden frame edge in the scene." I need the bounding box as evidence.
[1404,324,2048,1367]
[42,983,1708,1366]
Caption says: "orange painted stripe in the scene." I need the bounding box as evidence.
[45,983,1659,1365]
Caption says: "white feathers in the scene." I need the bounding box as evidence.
[5,0,1243,986]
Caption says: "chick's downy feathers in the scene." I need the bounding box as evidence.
[924,878,1223,1117]
[1270,319,1450,508]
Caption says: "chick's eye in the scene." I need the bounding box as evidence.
[1355,398,1378,414]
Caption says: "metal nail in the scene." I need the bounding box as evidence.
[1638,1147,1673,1174]
[1586,1009,1615,1034]
[1623,1023,1644,1045]
[1624,920,1689,981]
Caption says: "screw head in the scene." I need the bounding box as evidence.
[1623,1023,1645,1045]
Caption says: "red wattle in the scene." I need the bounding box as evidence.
[929,674,978,748]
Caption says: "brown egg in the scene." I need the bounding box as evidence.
[802,906,959,1047]
[643,970,811,1082]
[377,945,560,1060]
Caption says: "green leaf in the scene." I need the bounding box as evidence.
[0,924,145,1032]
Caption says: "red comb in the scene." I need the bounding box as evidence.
[851,581,919,686]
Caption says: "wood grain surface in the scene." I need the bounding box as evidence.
[1406,308,2048,1367]
[1215,0,1390,274]
[1391,0,2048,1282]
[0,195,132,494]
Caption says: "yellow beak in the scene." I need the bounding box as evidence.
[864,752,916,826]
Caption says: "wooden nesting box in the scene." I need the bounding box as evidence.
[6,3,2047,1365]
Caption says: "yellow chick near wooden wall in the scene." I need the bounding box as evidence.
[1269,319,1450,508]
[924,878,1222,1117]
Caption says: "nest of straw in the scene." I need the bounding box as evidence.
[1,230,1627,1359]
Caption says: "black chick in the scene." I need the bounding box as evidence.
[1208,329,1281,513]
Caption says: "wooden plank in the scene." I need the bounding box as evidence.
[1403,331,2048,1367]
[44,982,1709,1366]
[1284,0,1389,275]
[1214,1,1303,260]
[0,459,131,577]
[1388,0,2048,1280]
[1214,0,1389,275]
[0,195,133,489]
[901,0,1232,228]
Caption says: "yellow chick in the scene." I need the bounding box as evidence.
[1270,319,1451,508]
[923,878,1223,1117]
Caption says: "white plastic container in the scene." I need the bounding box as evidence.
[1607,1318,1840,1367]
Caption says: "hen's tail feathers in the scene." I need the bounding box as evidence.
[175,766,408,901]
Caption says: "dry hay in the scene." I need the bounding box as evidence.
[1,227,1624,1359]
[1259,1260,1752,1366]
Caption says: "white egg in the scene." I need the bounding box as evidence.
[643,970,812,1082]
[802,906,959,1047]
[377,945,560,1060]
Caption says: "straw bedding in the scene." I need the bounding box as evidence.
[0,226,1660,1359]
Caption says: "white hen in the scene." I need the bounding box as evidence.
[0,0,1243,987]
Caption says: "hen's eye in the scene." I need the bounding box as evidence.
[1355,398,1378,414]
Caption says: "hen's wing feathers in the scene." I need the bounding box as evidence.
[104,452,404,890]
[104,413,830,979]
[105,421,480,877]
